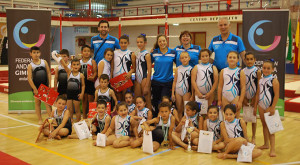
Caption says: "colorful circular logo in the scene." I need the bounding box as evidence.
[248,20,281,52]
[13,19,45,50]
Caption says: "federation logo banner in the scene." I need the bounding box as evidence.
[243,10,289,117]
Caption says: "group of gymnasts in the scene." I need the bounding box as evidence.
[27,30,279,160]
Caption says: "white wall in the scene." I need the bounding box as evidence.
[51,27,76,55]
[108,22,238,52]
[52,22,240,56]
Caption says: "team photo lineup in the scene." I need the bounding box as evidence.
[29,17,281,161]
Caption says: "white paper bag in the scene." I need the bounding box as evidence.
[243,106,257,123]
[197,130,214,153]
[142,131,154,154]
[138,118,146,134]
[195,97,208,115]
[237,142,255,162]
[180,119,189,141]
[73,121,91,140]
[264,110,284,134]
[96,133,107,147]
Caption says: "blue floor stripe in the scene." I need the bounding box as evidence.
[124,147,179,165]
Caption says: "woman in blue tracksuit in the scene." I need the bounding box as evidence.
[151,34,176,117]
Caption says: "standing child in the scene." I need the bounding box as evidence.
[134,34,152,110]
[191,49,218,106]
[125,91,135,115]
[243,52,261,144]
[172,101,203,150]
[27,46,52,124]
[42,95,72,139]
[95,48,114,89]
[52,53,85,122]
[113,34,136,101]
[80,45,97,119]
[161,96,180,125]
[143,102,176,152]
[94,74,118,112]
[105,102,138,148]
[130,96,153,148]
[172,51,192,119]
[201,105,224,152]
[256,59,279,157]
[218,51,246,118]
[54,49,71,97]
[218,104,262,160]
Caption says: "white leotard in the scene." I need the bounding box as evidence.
[258,75,275,110]
[243,66,258,99]
[115,115,131,138]
[113,49,132,77]
[222,67,241,102]
[175,65,192,96]
[136,50,148,83]
[196,63,214,95]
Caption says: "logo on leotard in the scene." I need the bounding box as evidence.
[13,19,45,50]
[248,20,281,52]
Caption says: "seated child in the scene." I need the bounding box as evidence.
[218,104,262,160]
[197,105,225,152]
[130,96,153,148]
[143,102,176,152]
[172,101,203,150]
[125,91,136,115]
[161,96,180,125]
[105,102,138,148]
[41,96,72,139]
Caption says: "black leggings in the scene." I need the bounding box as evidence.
[152,127,165,144]
[151,80,172,117]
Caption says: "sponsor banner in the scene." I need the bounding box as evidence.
[243,10,289,117]
[7,9,51,111]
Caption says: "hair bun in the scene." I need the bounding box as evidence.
[141,33,146,37]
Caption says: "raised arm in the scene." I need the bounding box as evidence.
[52,52,71,75]
[54,67,59,91]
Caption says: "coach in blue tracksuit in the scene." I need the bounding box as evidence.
[91,20,120,64]
[151,34,176,117]
[174,31,201,67]
[208,17,246,72]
